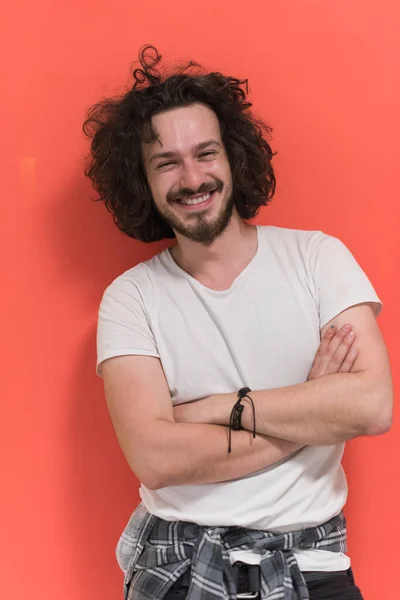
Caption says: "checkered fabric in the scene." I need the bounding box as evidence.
[118,504,347,600]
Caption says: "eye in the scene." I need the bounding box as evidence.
[199,151,216,159]
[157,161,175,170]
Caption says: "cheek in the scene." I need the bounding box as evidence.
[212,157,232,182]
[215,166,232,196]
[204,161,226,181]
[149,174,175,205]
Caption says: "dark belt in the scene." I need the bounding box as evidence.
[232,562,355,599]
[232,561,261,599]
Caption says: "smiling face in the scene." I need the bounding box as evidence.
[141,103,234,245]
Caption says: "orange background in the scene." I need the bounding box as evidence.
[2,1,399,599]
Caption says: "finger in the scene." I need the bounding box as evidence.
[315,325,350,370]
[339,347,358,372]
[324,325,336,338]
[308,327,336,379]
[327,324,353,355]
[325,329,356,374]
[315,326,336,361]
[320,326,336,347]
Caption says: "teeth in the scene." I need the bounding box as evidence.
[180,192,211,206]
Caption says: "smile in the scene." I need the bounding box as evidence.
[179,192,213,206]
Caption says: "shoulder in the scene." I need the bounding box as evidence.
[101,249,169,302]
[257,225,334,254]
[256,226,355,277]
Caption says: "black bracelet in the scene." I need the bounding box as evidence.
[228,387,257,453]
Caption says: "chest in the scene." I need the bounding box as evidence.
[150,270,321,403]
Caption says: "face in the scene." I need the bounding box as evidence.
[142,103,234,245]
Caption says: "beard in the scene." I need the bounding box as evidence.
[157,181,235,246]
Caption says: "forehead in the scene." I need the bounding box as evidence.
[144,103,222,154]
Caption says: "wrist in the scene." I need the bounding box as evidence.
[209,393,237,426]
[236,389,258,433]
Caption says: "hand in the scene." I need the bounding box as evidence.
[308,324,358,381]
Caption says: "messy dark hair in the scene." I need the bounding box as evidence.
[82,45,276,243]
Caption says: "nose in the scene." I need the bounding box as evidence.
[179,159,204,192]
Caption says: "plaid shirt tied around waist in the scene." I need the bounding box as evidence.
[118,504,347,600]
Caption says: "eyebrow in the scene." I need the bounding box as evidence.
[149,139,222,164]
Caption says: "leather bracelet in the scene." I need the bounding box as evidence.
[228,387,256,453]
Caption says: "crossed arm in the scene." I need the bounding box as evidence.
[102,303,392,490]
[173,304,392,446]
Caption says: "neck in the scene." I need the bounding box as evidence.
[170,212,257,280]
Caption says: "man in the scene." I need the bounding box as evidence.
[83,46,392,599]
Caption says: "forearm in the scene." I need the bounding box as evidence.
[136,420,302,490]
[210,372,392,445]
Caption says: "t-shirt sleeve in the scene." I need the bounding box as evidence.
[96,276,159,378]
[309,232,382,329]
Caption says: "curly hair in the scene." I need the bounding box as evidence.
[82,45,276,243]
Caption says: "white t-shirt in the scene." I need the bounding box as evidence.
[97,225,382,572]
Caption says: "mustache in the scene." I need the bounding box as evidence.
[167,180,223,203]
